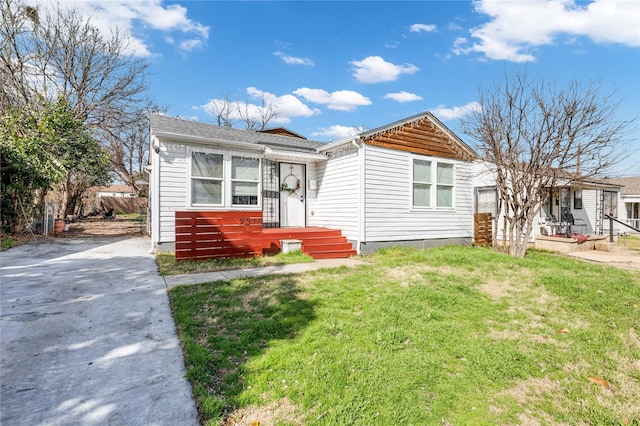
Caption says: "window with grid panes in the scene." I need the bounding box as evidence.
[191,152,223,205]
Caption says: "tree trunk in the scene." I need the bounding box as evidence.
[58,177,70,219]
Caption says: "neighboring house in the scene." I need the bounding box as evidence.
[95,185,136,199]
[604,176,640,232]
[473,161,625,239]
[83,185,148,216]
[148,112,478,257]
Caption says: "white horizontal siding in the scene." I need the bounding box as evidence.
[155,140,268,245]
[576,189,597,234]
[364,145,473,242]
[157,142,188,244]
[471,160,499,188]
[308,148,360,241]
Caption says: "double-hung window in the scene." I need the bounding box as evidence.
[191,153,223,205]
[413,159,432,207]
[412,158,455,209]
[436,163,454,208]
[231,156,260,205]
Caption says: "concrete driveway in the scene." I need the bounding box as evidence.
[0,237,198,425]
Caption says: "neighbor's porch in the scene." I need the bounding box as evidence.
[541,184,621,237]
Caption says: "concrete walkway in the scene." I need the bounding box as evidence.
[164,257,365,288]
[0,237,198,426]
[566,249,640,271]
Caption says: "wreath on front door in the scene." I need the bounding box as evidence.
[280,174,301,194]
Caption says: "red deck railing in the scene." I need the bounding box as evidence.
[175,211,264,261]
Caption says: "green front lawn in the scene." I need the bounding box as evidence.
[168,246,640,425]
[157,250,314,275]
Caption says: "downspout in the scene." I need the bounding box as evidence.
[356,138,365,254]
[150,136,161,253]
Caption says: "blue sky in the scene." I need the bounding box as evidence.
[44,1,639,176]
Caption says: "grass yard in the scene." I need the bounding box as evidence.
[621,235,640,252]
[1,236,15,251]
[168,246,640,425]
[157,250,314,275]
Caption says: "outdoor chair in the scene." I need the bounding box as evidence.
[539,217,557,236]
[566,213,587,235]
[553,213,575,237]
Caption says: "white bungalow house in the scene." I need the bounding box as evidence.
[147,112,477,259]
[472,160,626,240]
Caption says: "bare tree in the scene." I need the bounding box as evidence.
[236,94,280,131]
[1,0,152,217]
[0,0,39,109]
[106,110,149,195]
[207,92,235,127]
[462,70,630,257]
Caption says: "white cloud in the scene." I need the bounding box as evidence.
[384,91,423,103]
[350,56,419,84]
[202,87,319,125]
[35,0,209,57]
[293,88,372,112]
[311,125,364,141]
[410,23,437,33]
[430,102,482,120]
[247,87,320,122]
[456,0,640,62]
[274,51,314,66]
[179,39,203,52]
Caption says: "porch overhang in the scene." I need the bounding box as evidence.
[263,147,328,163]
[622,196,640,203]
[548,180,623,191]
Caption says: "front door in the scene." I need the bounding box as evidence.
[280,163,305,227]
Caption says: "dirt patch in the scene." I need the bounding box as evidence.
[54,217,147,238]
[1,217,145,250]
[478,279,514,301]
[224,397,302,426]
[500,377,561,408]
[384,264,470,287]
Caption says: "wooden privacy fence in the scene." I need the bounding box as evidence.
[99,197,147,214]
[175,211,264,261]
[474,213,493,247]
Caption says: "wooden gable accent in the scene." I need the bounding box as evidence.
[362,115,474,161]
[258,127,307,139]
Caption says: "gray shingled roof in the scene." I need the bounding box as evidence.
[605,176,640,195]
[149,114,326,152]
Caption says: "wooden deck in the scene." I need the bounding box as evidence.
[175,211,356,261]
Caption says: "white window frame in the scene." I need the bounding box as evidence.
[412,158,432,208]
[188,149,262,209]
[230,156,261,207]
[190,152,224,207]
[411,156,456,210]
[436,162,455,209]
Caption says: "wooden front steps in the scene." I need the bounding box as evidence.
[262,227,356,259]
